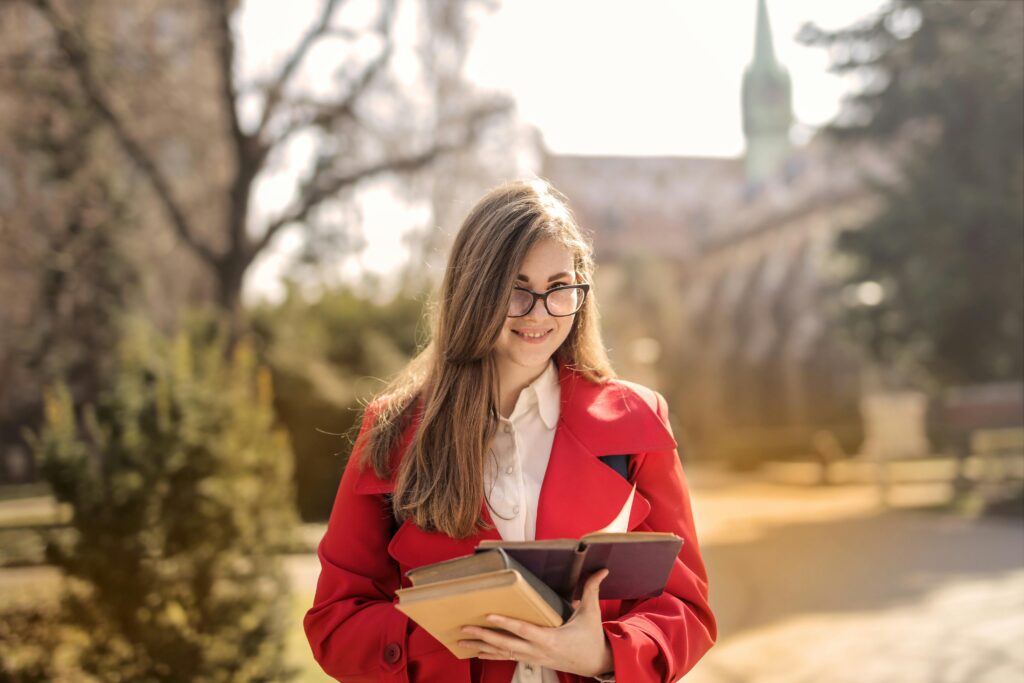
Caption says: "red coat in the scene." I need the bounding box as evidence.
[304,363,717,682]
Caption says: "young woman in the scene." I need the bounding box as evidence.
[304,179,716,683]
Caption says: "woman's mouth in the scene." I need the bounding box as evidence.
[512,329,552,344]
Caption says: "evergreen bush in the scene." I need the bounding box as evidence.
[24,312,300,681]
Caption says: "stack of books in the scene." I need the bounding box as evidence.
[395,531,682,659]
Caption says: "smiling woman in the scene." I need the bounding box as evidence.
[303,179,717,683]
[495,241,590,416]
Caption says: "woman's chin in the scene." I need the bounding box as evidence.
[515,347,556,367]
[497,345,552,369]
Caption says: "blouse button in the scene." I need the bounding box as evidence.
[383,642,402,664]
[505,466,514,475]
[512,505,520,515]
[503,423,513,434]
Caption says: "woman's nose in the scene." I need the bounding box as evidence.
[525,299,553,321]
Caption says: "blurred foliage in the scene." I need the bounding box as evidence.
[0,603,65,682]
[22,311,300,682]
[801,0,1024,387]
[0,24,140,476]
[715,423,864,472]
[597,256,686,406]
[250,279,427,521]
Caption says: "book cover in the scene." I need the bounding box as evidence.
[476,531,682,601]
[395,563,566,659]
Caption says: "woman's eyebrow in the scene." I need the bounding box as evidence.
[515,271,573,283]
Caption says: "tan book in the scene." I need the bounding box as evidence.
[395,564,566,659]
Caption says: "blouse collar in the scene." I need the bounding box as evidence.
[507,359,560,430]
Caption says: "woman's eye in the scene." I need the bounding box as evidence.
[547,283,569,290]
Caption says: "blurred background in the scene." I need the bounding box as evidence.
[0,0,1021,681]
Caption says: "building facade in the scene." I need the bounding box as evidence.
[543,0,895,463]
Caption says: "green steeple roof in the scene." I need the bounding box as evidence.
[753,0,779,71]
[742,0,793,182]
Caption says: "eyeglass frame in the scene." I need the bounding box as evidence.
[507,283,591,318]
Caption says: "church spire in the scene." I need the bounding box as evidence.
[753,0,779,69]
[742,0,793,183]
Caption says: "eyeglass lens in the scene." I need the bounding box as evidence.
[508,287,582,317]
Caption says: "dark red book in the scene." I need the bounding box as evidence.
[476,532,683,601]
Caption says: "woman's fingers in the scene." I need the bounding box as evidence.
[458,572,609,663]
[484,614,548,643]
[578,569,610,610]
[459,625,533,658]
[586,568,610,595]
[458,638,501,655]
[564,569,610,624]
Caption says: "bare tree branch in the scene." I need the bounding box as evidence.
[207,0,258,259]
[266,97,359,153]
[207,0,249,163]
[29,0,218,267]
[254,0,344,142]
[8,0,515,331]
[250,100,510,259]
[258,0,397,153]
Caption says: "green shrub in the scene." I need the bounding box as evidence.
[24,313,300,682]
[250,282,426,521]
[0,603,63,682]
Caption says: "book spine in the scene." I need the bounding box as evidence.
[569,544,587,602]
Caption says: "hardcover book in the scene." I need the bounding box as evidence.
[394,533,682,659]
[395,548,570,659]
[476,531,683,601]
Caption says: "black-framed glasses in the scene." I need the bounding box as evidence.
[508,284,590,318]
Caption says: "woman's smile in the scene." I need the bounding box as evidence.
[512,328,553,343]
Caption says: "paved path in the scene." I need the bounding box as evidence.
[683,466,1024,683]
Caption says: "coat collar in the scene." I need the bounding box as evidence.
[555,361,677,456]
[353,361,678,570]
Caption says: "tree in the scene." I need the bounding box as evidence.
[24,311,300,680]
[0,17,141,477]
[800,0,1023,387]
[12,0,510,337]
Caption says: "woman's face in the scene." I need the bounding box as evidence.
[493,238,578,374]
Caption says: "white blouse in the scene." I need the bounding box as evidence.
[484,359,561,683]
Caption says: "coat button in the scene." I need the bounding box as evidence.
[383,642,402,664]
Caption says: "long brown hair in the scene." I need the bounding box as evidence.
[360,178,614,538]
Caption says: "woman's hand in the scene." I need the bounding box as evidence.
[457,568,614,677]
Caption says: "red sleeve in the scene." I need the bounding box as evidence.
[600,390,717,682]
[302,406,413,682]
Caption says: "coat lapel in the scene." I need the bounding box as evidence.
[533,363,677,539]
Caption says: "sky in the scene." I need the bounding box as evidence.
[239,0,889,304]
[465,0,888,158]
